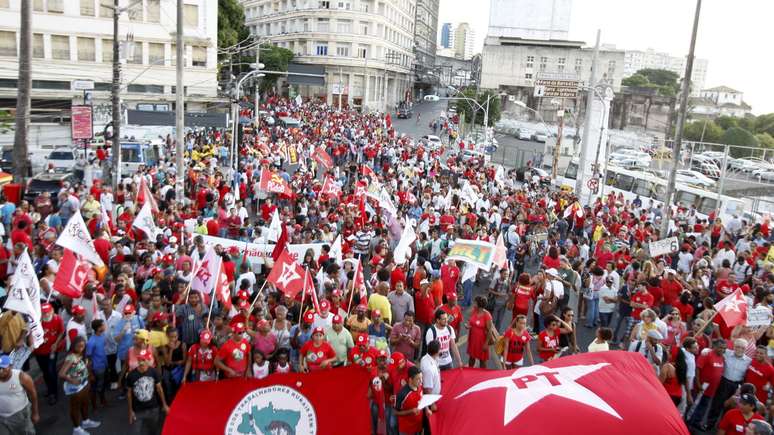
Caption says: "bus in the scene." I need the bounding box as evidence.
[119,141,162,175]
[558,161,746,221]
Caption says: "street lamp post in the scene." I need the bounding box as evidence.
[513,100,554,168]
[231,69,265,177]
[445,86,503,147]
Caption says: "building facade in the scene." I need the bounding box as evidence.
[690,85,752,119]
[0,0,220,144]
[439,22,451,49]
[622,48,708,96]
[453,22,474,61]
[413,0,439,97]
[488,0,571,40]
[480,36,625,121]
[241,0,416,111]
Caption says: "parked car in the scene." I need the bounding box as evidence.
[610,149,652,166]
[518,129,534,141]
[459,149,491,164]
[397,106,413,119]
[23,172,77,208]
[0,148,33,176]
[690,159,721,179]
[533,132,548,143]
[675,169,716,188]
[46,149,77,173]
[755,171,774,182]
[730,158,763,173]
[421,135,442,150]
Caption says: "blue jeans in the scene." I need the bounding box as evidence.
[462,280,474,307]
[368,402,396,435]
[585,298,599,327]
[599,312,613,328]
[688,394,711,427]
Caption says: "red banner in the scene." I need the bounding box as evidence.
[163,366,371,435]
[314,146,334,170]
[259,170,292,195]
[71,105,93,140]
[429,351,688,435]
[52,248,91,298]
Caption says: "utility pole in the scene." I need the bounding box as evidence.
[175,0,185,200]
[553,103,564,179]
[13,0,31,184]
[661,0,702,237]
[575,30,600,198]
[111,0,121,188]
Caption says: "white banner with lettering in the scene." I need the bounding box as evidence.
[747,306,773,327]
[194,234,324,265]
[648,237,679,258]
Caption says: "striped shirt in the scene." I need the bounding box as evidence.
[723,350,752,382]
[353,230,374,255]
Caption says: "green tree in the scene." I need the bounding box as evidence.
[722,127,759,158]
[622,69,680,97]
[683,120,723,143]
[621,74,649,88]
[754,113,774,136]
[218,0,250,52]
[454,90,501,127]
[0,110,12,134]
[755,133,774,149]
[714,115,738,131]
[255,44,294,94]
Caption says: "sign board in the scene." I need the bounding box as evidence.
[747,306,772,327]
[71,80,95,91]
[648,237,679,258]
[70,105,93,140]
[533,85,545,98]
[446,239,496,271]
[534,79,579,98]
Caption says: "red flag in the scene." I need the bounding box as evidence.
[214,261,232,311]
[136,177,159,212]
[258,170,292,195]
[163,366,371,435]
[52,248,91,298]
[429,351,689,435]
[320,176,341,198]
[313,146,334,170]
[306,269,321,314]
[267,249,310,299]
[271,224,288,262]
[360,164,376,179]
[714,288,748,327]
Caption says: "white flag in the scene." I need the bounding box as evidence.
[132,201,159,241]
[330,235,343,264]
[394,219,417,265]
[418,219,430,236]
[191,247,222,295]
[55,211,105,266]
[462,262,479,283]
[4,251,44,348]
[493,233,508,269]
[267,209,282,242]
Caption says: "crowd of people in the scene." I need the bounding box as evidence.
[0,96,773,435]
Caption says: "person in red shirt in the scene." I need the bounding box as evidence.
[660,270,683,312]
[537,317,560,361]
[630,282,655,323]
[348,333,378,368]
[205,218,219,236]
[229,300,256,329]
[439,293,462,338]
[509,273,533,318]
[299,327,336,372]
[183,329,217,383]
[672,291,695,323]
[10,220,33,251]
[34,303,64,404]
[502,314,534,369]
[395,366,431,435]
[717,393,764,435]
[744,346,774,404]
[440,258,460,296]
[689,339,727,429]
[414,280,436,328]
[214,322,251,378]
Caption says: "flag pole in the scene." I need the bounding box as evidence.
[204,261,222,330]
[346,254,361,313]
[297,268,308,328]
[247,280,268,315]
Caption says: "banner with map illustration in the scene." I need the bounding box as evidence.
[447,239,496,271]
[163,366,370,435]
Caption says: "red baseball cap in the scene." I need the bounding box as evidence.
[356,334,370,345]
[312,326,325,336]
[72,305,86,316]
[304,312,315,324]
[123,304,136,315]
[137,349,153,362]
[376,349,389,359]
[199,330,212,344]
[41,303,54,314]
[236,290,250,300]
[332,289,342,297]
[332,314,343,324]
[448,292,458,301]
[232,322,246,333]
[356,304,367,312]
[151,312,167,323]
[238,300,249,310]
[228,246,240,255]
[256,319,269,329]
[372,309,382,318]
[319,300,330,310]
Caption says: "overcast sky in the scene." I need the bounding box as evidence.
[438,0,774,115]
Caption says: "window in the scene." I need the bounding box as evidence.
[302,19,309,31]
[80,0,95,16]
[51,35,70,60]
[102,39,113,62]
[33,33,44,58]
[575,58,582,74]
[148,42,164,64]
[557,57,565,71]
[170,44,176,66]
[337,20,352,33]
[319,0,330,8]
[564,162,578,180]
[48,0,64,13]
[614,174,634,191]
[337,1,351,9]
[360,21,369,35]
[191,46,206,67]
[336,44,350,57]
[525,55,534,68]
[357,46,367,58]
[127,0,142,20]
[147,0,160,23]
[608,60,616,75]
[632,179,652,197]
[128,41,142,64]
[315,42,328,56]
[77,37,95,61]
[99,0,112,18]
[698,197,716,215]
[33,0,43,11]
[183,4,198,27]
[0,31,15,57]
[317,18,329,32]
[524,73,533,79]
[128,84,163,93]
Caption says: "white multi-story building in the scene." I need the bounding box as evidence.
[691,85,752,119]
[241,0,416,111]
[453,22,474,61]
[488,0,571,40]
[623,48,708,96]
[0,0,220,143]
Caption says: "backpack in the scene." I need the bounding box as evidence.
[421,325,438,357]
[539,282,558,316]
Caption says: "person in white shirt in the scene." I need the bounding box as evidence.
[420,340,442,395]
[425,310,462,370]
[598,278,618,328]
[676,338,698,413]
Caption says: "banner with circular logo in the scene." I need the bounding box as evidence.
[225,385,317,434]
